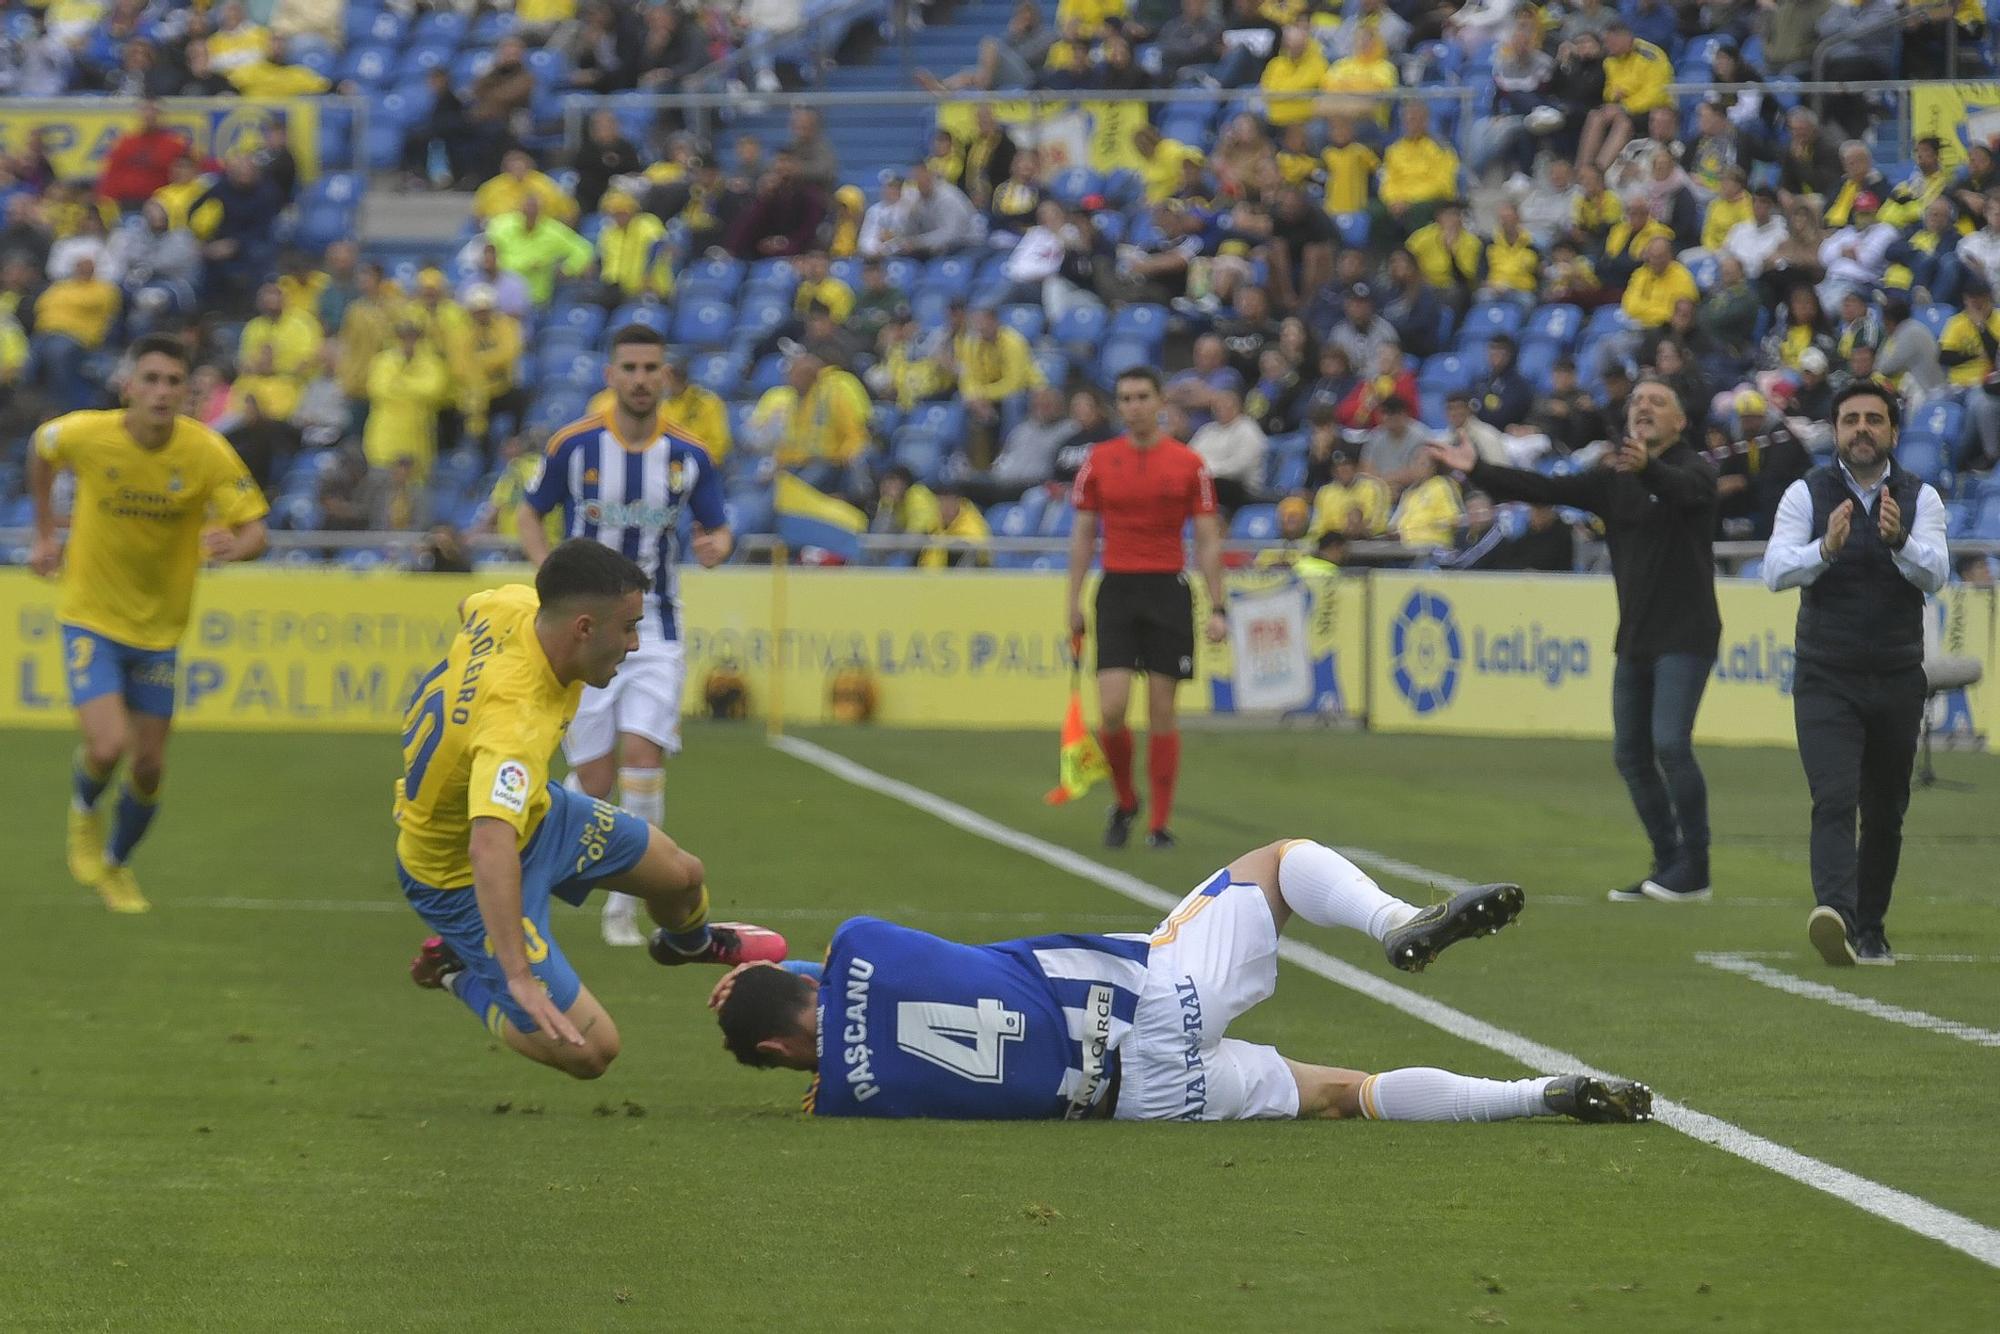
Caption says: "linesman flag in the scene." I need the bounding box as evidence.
[1044,636,1108,805]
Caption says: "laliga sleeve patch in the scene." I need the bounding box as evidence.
[491,760,531,813]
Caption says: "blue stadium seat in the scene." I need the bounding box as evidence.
[470,11,514,44]
[725,488,776,537]
[451,49,492,87]
[911,287,955,329]
[870,404,904,441]
[1461,302,1524,340]
[1418,352,1477,393]
[882,257,920,293]
[1101,168,1144,208]
[747,353,788,397]
[1516,339,1561,393]
[412,10,468,45]
[1975,494,2000,539]
[1915,303,1956,341]
[346,9,405,46]
[1109,303,1168,350]
[683,255,745,297]
[557,352,607,389]
[295,205,354,253]
[1049,166,1102,207]
[308,172,363,208]
[397,45,454,82]
[1896,436,1951,490]
[673,299,733,347]
[923,254,978,299]
[892,429,947,483]
[1417,389,1449,429]
[1033,347,1070,388]
[1270,452,1308,491]
[1524,303,1584,348]
[999,303,1045,342]
[735,291,791,341]
[906,401,966,442]
[1053,304,1109,347]
[608,301,671,338]
[340,45,396,87]
[296,46,338,81]
[1229,505,1280,541]
[1331,213,1370,249]
[1685,252,1721,292]
[987,501,1036,538]
[1909,397,1967,449]
[1039,502,1076,538]
[1097,337,1154,384]
[546,301,608,343]
[536,327,590,362]
[524,46,568,86]
[688,351,742,395]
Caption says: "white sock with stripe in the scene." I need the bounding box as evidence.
[1277,841,1420,940]
[606,767,666,924]
[1358,1068,1555,1122]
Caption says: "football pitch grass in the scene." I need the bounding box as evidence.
[5,723,1998,1331]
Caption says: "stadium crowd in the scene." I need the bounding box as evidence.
[3,0,1999,576]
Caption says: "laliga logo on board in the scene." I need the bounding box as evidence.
[1391,589,1460,714]
[1391,587,1594,714]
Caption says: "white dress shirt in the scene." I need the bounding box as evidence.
[1723,215,1789,279]
[1762,461,1949,595]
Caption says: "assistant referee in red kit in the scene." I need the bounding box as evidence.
[1064,366,1229,850]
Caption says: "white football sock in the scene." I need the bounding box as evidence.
[1277,841,1420,940]
[605,768,666,924]
[1358,1068,1555,1122]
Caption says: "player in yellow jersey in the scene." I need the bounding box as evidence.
[399,541,787,1078]
[27,335,270,913]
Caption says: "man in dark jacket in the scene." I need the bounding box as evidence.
[727,151,827,259]
[1431,377,1721,902]
[1707,389,1811,539]
[1472,334,1535,429]
[1762,382,1949,966]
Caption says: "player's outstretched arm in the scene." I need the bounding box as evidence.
[468,817,587,1046]
[25,441,62,576]
[690,523,734,567]
[516,503,554,565]
[1192,511,1228,643]
[203,518,269,563]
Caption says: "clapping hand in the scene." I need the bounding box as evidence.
[1822,499,1854,559]
[1878,492,1904,548]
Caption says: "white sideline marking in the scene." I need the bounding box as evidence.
[772,734,2000,1272]
[28,896,1130,926]
[1697,952,2000,1048]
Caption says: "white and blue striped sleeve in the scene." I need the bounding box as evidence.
[1894,482,1950,594]
[1762,479,1826,591]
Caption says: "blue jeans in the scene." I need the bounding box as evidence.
[31,333,90,412]
[1610,653,1714,878]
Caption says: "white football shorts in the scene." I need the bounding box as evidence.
[1114,871,1299,1122]
[563,633,686,766]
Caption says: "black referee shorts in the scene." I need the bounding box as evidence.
[1094,572,1195,680]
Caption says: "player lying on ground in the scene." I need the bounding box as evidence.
[710,840,1652,1123]
[398,540,785,1080]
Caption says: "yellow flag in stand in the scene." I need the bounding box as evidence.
[1044,665,1108,806]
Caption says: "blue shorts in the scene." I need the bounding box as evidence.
[62,624,177,718]
[400,782,652,1034]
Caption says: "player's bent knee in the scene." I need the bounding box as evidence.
[129,755,165,793]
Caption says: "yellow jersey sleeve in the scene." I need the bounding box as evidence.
[34,411,83,465]
[207,439,271,528]
[465,705,548,835]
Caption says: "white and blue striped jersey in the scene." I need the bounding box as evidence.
[523,414,727,640]
[807,917,1152,1120]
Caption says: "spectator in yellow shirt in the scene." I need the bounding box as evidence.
[478,434,565,548]
[1389,451,1463,550]
[227,344,302,422]
[206,0,270,72]
[1601,195,1676,287]
[660,356,731,462]
[1941,278,2000,464]
[1580,21,1672,171]
[1056,0,1126,39]
[750,353,872,495]
[29,257,121,410]
[955,305,1045,467]
[227,33,333,96]
[1311,447,1391,538]
[920,485,994,568]
[404,269,480,448]
[1701,167,1755,253]
[593,191,673,303]
[472,149,579,224]
[363,321,450,475]
[240,281,323,383]
[1319,117,1380,216]
[338,262,401,424]
[1479,201,1540,303]
[1405,200,1484,295]
[793,250,855,322]
[1374,100,1461,238]
[1321,29,1397,129]
[463,286,525,454]
[1259,24,1329,129]
[1621,237,1699,330]
[1133,126,1205,204]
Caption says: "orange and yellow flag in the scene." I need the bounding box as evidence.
[1044,639,1108,805]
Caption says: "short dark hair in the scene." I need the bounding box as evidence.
[1831,379,1901,429]
[608,323,667,352]
[535,539,648,609]
[1114,365,1163,392]
[717,965,815,1067]
[127,334,190,370]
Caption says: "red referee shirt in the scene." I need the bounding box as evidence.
[1071,435,1218,574]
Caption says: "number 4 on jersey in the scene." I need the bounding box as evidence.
[895,999,1025,1083]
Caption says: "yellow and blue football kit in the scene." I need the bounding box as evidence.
[394,585,652,1034]
[35,410,269,716]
